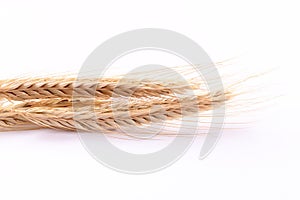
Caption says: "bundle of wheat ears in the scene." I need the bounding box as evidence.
[0,74,233,134]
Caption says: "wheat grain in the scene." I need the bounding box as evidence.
[0,106,38,131]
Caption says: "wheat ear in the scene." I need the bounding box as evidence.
[8,91,229,132]
[0,77,197,101]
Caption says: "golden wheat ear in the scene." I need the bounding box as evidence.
[0,62,244,133]
[0,77,199,101]
[0,90,231,132]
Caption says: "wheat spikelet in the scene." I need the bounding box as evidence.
[0,104,39,131]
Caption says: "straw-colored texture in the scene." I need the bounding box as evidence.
[0,76,231,133]
[0,77,197,101]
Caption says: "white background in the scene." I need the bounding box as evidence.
[0,0,299,200]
